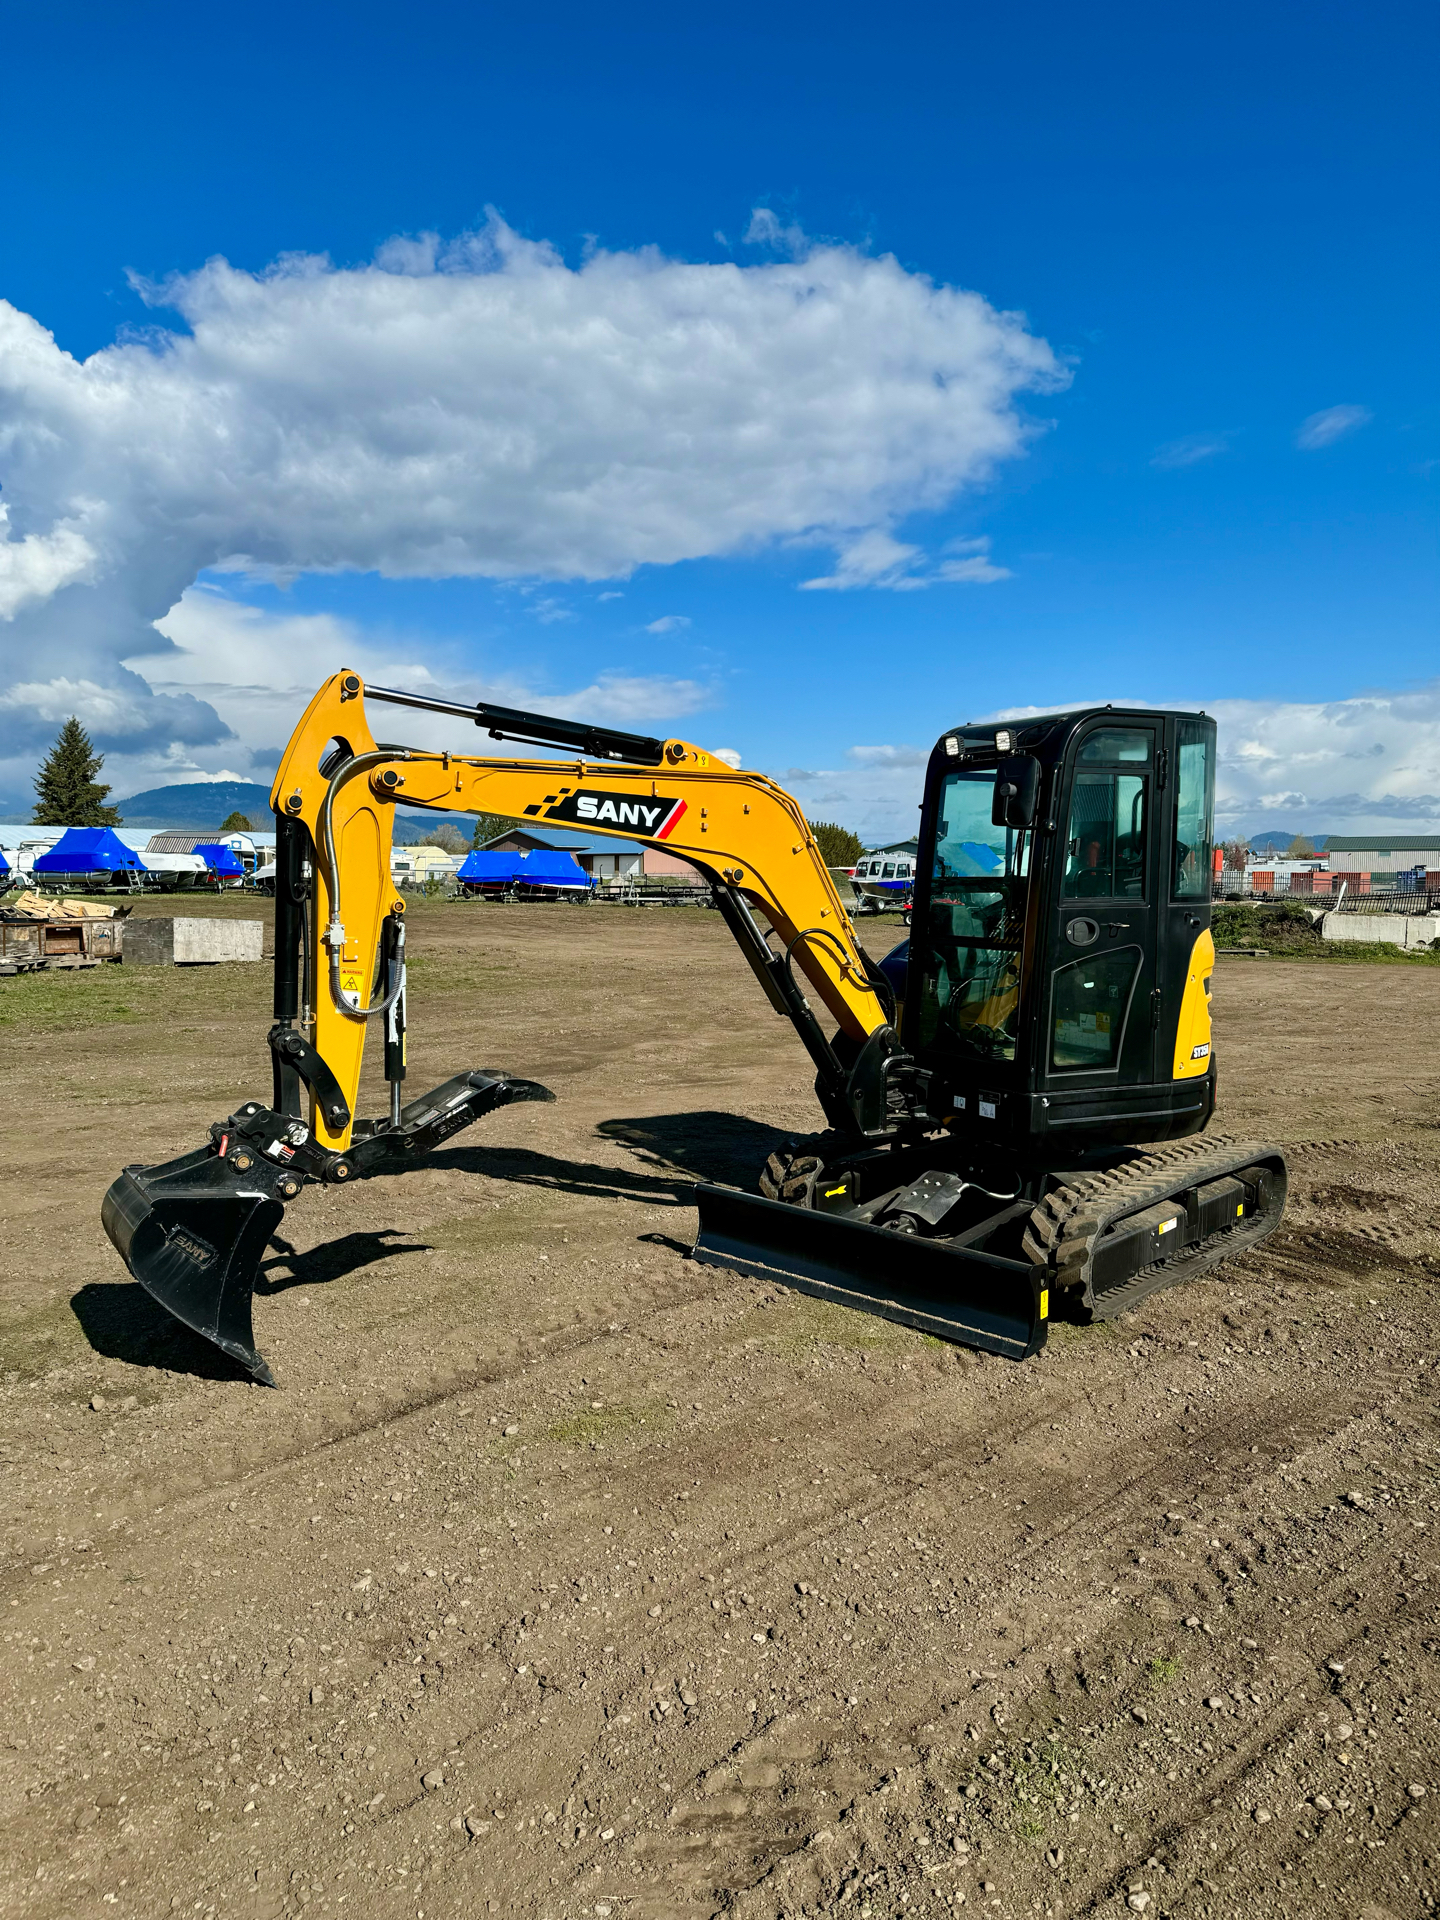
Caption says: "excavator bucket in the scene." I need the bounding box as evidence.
[102,1147,287,1386]
[691,1184,1047,1360]
[101,1070,555,1386]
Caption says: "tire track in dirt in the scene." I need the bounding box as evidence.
[623,1365,1423,1916]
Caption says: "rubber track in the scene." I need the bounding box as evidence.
[1020,1132,1289,1321]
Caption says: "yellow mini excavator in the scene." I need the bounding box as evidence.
[102,672,1287,1383]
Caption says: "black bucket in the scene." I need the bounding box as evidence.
[100,1069,557,1386]
[101,1147,286,1386]
[692,1184,1048,1361]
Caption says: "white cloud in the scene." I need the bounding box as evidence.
[743,208,809,256]
[645,614,691,634]
[847,744,930,768]
[0,506,98,617]
[1151,432,1232,470]
[23,584,714,800]
[0,211,1061,793]
[934,537,1011,584]
[801,531,1010,592]
[1296,404,1372,450]
[1209,688,1436,829]
[777,690,1439,845]
[712,747,742,768]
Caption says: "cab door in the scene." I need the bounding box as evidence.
[1157,716,1217,1081]
[1043,722,1161,1090]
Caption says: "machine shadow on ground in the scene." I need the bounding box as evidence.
[595,1109,793,1185]
[255,1229,431,1294]
[71,1231,433,1383]
[70,1281,252,1383]
[429,1110,790,1205]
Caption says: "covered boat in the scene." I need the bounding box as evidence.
[32,827,145,887]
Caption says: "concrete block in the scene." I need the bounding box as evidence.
[123,916,264,965]
[1321,911,1440,951]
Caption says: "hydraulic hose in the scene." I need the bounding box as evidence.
[316,747,432,1022]
[783,925,895,1025]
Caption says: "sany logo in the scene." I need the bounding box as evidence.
[536,788,687,839]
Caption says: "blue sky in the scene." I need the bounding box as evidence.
[0,0,1434,838]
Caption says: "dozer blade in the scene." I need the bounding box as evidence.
[101,1070,556,1386]
[692,1184,1047,1361]
[102,1147,285,1387]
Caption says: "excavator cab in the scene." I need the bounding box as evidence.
[906,708,1219,1152]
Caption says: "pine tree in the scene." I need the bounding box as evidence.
[221,811,254,832]
[31,718,122,826]
[469,813,516,849]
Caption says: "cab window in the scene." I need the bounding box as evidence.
[1063,774,1147,899]
[1173,720,1214,899]
[1051,950,1141,1068]
[1079,729,1149,763]
[882,863,895,878]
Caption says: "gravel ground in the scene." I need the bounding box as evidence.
[0,897,1436,1921]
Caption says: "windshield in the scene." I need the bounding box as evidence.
[914,770,1030,1062]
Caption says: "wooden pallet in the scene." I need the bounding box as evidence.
[0,955,103,976]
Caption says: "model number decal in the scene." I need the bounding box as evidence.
[1190,1041,1211,1060]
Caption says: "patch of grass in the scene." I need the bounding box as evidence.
[0,967,150,1032]
[0,959,270,1033]
[762,1295,918,1355]
[1006,1734,1086,1838]
[1147,1653,1184,1687]
[0,1297,87,1379]
[1291,940,1438,965]
[543,1400,667,1445]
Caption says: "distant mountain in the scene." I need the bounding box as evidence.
[111,779,488,844]
[1247,832,1320,854]
[113,780,275,828]
[392,811,483,845]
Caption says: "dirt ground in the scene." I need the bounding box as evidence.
[1,897,1436,1921]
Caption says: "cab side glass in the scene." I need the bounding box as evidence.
[1173,720,1214,899]
[1051,949,1141,1068]
[1079,729,1149,763]
[1064,774,1147,899]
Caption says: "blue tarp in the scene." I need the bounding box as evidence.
[33,827,144,875]
[518,851,589,888]
[457,850,522,883]
[457,848,592,890]
[192,841,246,877]
[0,847,9,874]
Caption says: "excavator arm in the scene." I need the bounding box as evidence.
[101,671,902,1384]
[274,671,896,1155]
